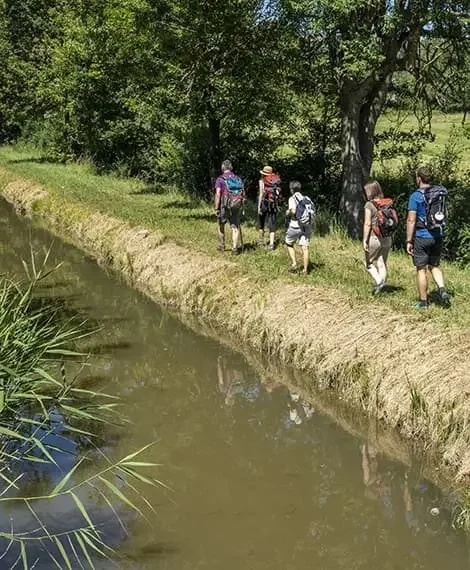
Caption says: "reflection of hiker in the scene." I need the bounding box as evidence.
[287,391,314,426]
[217,355,238,407]
[363,181,398,295]
[258,166,282,251]
[217,356,261,407]
[285,181,315,275]
[404,472,420,532]
[214,160,245,256]
[406,166,450,309]
[361,443,394,519]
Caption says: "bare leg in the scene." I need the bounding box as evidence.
[416,268,428,301]
[430,266,445,289]
[238,226,244,250]
[258,229,264,244]
[302,246,309,274]
[269,231,275,248]
[218,222,225,250]
[231,227,239,251]
[287,244,297,268]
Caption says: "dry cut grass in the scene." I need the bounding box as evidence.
[3,174,470,482]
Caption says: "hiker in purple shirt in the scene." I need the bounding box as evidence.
[214,160,245,255]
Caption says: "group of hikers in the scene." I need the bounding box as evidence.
[214,161,450,309]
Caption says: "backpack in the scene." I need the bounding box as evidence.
[372,198,399,238]
[262,174,282,212]
[294,194,316,226]
[420,185,448,231]
[223,175,244,208]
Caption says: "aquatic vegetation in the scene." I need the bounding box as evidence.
[0,252,160,568]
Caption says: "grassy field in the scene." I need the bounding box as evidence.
[375,111,470,170]
[0,113,469,329]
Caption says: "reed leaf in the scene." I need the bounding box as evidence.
[0,256,159,567]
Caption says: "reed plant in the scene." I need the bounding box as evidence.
[0,249,160,568]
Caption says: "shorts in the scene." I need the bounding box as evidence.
[220,203,242,228]
[366,234,392,266]
[413,236,442,268]
[285,225,312,247]
[258,210,277,231]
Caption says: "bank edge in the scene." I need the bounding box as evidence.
[1,170,470,489]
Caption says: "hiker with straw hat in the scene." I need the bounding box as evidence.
[257,165,282,251]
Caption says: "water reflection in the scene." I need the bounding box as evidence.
[214,351,460,561]
[0,199,468,569]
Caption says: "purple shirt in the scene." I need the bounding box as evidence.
[215,171,234,193]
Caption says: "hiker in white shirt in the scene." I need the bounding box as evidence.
[285,181,315,275]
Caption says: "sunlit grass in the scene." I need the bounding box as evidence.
[0,126,470,331]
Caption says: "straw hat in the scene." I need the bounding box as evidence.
[260,165,273,176]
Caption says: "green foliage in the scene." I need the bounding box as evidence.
[0,252,161,567]
[0,0,468,213]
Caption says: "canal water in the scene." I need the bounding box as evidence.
[0,199,468,569]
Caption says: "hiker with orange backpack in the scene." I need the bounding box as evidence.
[363,181,398,295]
[258,165,282,250]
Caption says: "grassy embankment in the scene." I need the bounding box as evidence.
[2,113,470,481]
[0,112,469,329]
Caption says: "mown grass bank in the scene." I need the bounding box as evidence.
[1,145,470,483]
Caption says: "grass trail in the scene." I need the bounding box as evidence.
[0,142,469,329]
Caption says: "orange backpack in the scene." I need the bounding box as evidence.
[372,198,399,237]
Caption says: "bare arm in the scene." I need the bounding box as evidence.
[258,180,263,213]
[214,187,221,212]
[406,210,416,255]
[363,207,372,251]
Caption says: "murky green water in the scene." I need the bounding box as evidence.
[0,199,469,569]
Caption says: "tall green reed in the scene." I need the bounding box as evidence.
[0,248,161,569]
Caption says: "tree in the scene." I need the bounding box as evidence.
[160,0,290,189]
[280,0,470,235]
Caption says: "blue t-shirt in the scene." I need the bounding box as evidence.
[408,189,443,239]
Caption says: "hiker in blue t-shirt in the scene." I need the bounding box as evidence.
[405,166,450,309]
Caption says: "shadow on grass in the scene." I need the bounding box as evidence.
[429,289,453,309]
[7,156,62,166]
[381,284,405,294]
[185,213,216,222]
[163,202,202,211]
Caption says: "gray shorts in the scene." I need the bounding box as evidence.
[285,225,312,247]
[220,202,242,228]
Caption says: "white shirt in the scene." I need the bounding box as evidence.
[288,192,303,229]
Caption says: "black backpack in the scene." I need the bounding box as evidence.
[418,185,448,231]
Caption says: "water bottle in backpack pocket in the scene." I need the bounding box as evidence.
[372,198,399,238]
[422,185,448,231]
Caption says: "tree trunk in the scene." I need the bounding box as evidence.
[339,76,391,237]
[339,97,368,237]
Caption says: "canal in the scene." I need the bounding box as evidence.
[0,199,468,569]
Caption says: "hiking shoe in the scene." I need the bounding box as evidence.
[267,244,275,251]
[217,244,225,253]
[231,248,240,256]
[288,265,298,274]
[373,282,385,296]
[413,300,428,310]
[439,288,451,307]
